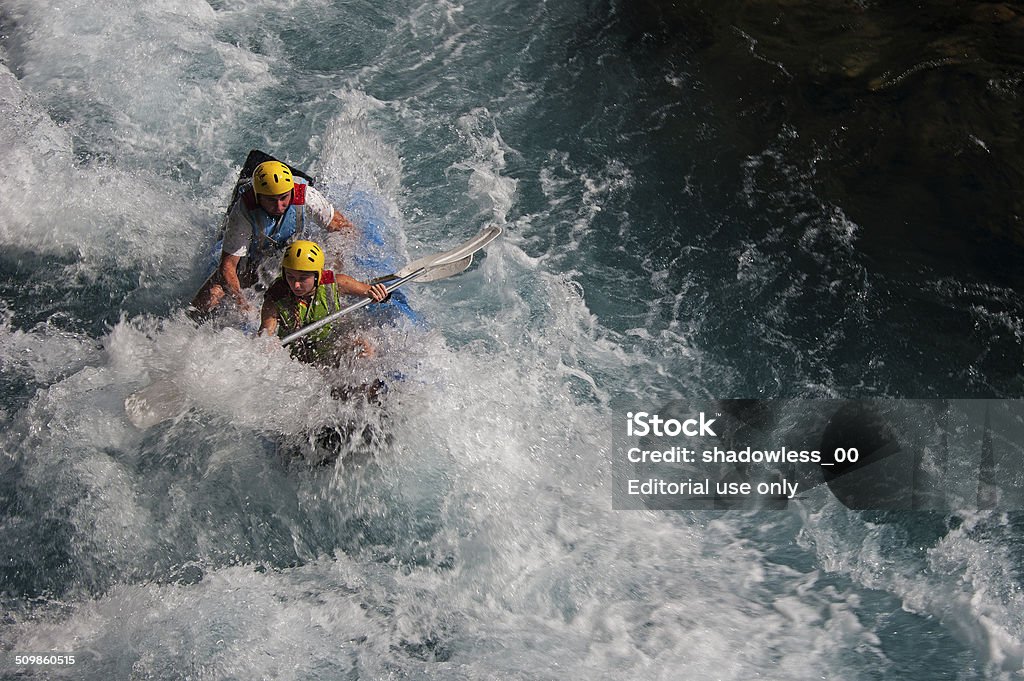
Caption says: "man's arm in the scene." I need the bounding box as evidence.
[305,186,356,233]
[219,253,252,311]
[334,274,388,301]
[326,209,355,232]
[258,279,291,337]
[218,204,256,311]
[258,298,279,336]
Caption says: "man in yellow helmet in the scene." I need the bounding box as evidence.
[190,159,357,316]
[260,240,388,364]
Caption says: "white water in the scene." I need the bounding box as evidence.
[0,0,1021,679]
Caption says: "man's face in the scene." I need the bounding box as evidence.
[284,268,317,297]
[257,190,292,216]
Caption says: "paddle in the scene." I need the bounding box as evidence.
[124,226,502,429]
[124,375,189,430]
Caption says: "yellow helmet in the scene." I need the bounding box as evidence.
[281,240,324,279]
[252,160,294,196]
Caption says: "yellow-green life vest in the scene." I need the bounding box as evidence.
[276,280,342,360]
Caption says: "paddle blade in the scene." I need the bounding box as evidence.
[124,380,187,429]
[406,254,473,282]
[395,225,501,278]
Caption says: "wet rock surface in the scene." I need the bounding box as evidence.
[617,0,1024,284]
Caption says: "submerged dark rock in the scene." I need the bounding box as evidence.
[615,0,1024,284]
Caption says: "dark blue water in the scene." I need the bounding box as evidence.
[1,0,1022,678]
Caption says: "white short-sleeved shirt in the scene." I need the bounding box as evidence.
[221,184,336,257]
